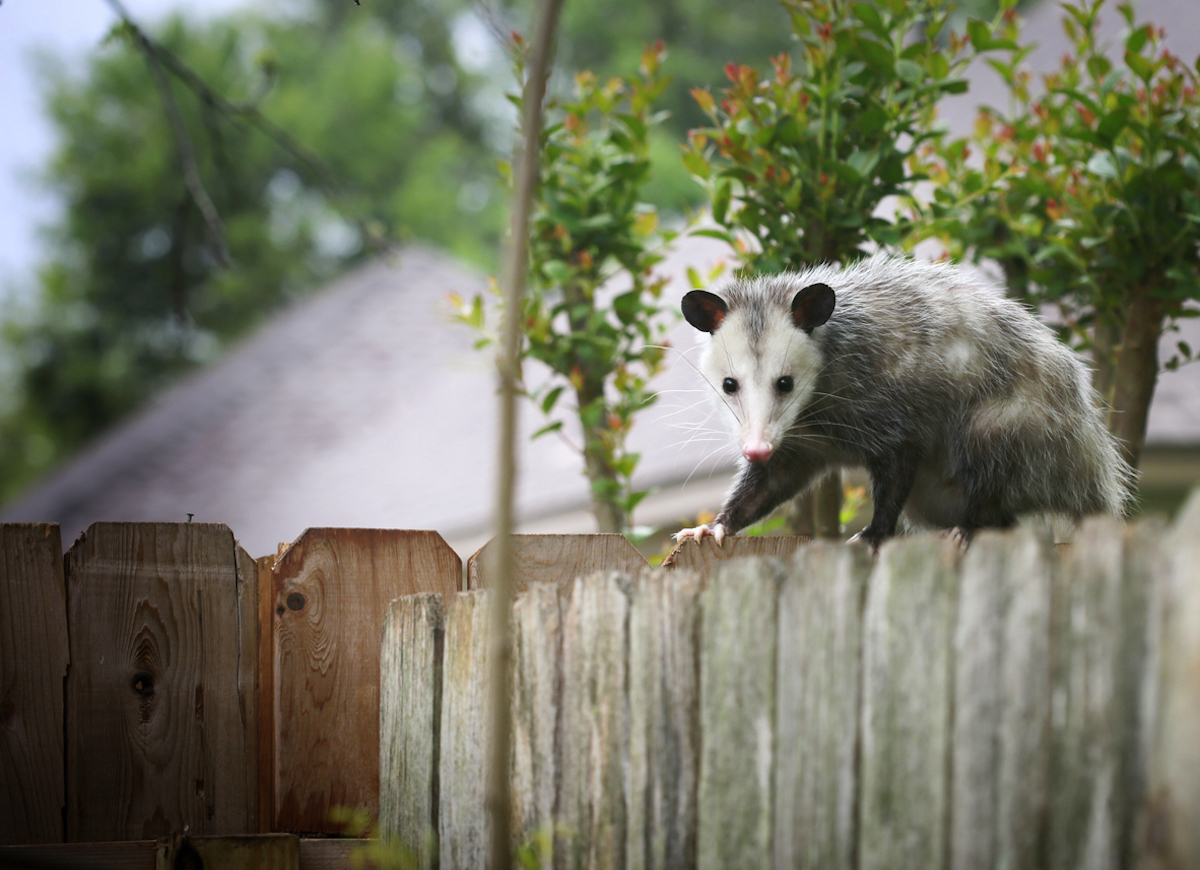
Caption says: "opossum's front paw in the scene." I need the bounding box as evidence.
[674,522,728,546]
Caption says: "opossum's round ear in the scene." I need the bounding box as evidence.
[791,283,835,333]
[682,290,729,333]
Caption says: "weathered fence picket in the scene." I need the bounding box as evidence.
[379,591,445,870]
[271,528,460,833]
[950,527,1053,870]
[0,523,68,845]
[1141,494,1200,868]
[438,590,491,869]
[773,541,870,870]
[627,570,703,870]
[509,581,563,866]
[696,557,781,870]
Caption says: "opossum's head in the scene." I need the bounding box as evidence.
[682,281,834,463]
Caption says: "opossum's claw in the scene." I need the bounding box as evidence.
[674,522,728,546]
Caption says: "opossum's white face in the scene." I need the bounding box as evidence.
[682,283,834,463]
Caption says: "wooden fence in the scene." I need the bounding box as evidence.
[4,505,1199,868]
[380,503,1200,870]
[2,521,787,852]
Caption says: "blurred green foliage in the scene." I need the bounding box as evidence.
[927,0,1200,467]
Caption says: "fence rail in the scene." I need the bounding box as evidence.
[3,504,1199,869]
[381,505,1200,870]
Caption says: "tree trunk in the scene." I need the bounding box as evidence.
[1101,292,1165,470]
[576,380,625,534]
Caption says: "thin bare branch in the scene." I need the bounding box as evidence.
[486,0,564,866]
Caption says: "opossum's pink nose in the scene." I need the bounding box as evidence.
[743,441,774,462]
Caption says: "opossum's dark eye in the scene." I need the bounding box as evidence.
[776,376,794,394]
[722,377,738,394]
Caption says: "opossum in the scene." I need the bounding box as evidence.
[675,256,1133,547]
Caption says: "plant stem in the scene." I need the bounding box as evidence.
[487,0,563,866]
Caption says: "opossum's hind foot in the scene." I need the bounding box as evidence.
[674,522,728,546]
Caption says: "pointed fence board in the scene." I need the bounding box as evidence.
[556,572,632,870]
[773,541,871,870]
[1048,517,1156,870]
[466,533,648,593]
[379,593,445,870]
[661,534,809,576]
[438,591,492,869]
[64,522,258,842]
[951,528,1053,870]
[697,557,783,870]
[858,535,960,870]
[1138,494,1200,870]
[1,523,68,845]
[272,529,460,834]
[627,570,704,870]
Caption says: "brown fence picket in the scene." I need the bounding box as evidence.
[1,523,68,845]
[64,522,258,842]
[271,528,460,834]
[466,533,648,593]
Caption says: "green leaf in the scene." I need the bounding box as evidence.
[690,227,735,243]
[1087,151,1120,178]
[967,19,994,51]
[532,421,564,439]
[540,385,565,414]
[1125,24,1149,55]
[895,59,922,84]
[712,181,732,225]
[1125,49,1154,82]
[682,150,711,180]
[1096,107,1130,144]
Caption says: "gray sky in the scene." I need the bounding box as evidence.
[0,0,249,300]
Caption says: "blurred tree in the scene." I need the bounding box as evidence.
[0,4,502,501]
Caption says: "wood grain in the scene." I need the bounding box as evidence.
[1049,516,1154,870]
[467,533,648,593]
[951,527,1053,870]
[439,591,491,869]
[697,557,783,870]
[627,569,704,870]
[858,534,959,870]
[272,529,460,834]
[379,593,444,869]
[661,534,809,577]
[1,523,68,845]
[773,541,870,870]
[64,522,258,842]
[0,840,157,868]
[556,572,632,870]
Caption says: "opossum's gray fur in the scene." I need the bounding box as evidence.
[685,255,1134,544]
